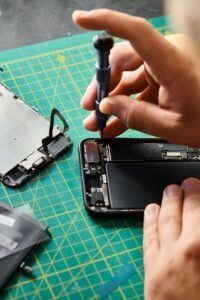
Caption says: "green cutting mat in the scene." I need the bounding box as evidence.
[0,16,170,300]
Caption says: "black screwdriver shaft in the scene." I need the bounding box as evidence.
[93,33,114,138]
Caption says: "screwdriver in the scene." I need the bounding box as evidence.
[93,32,114,138]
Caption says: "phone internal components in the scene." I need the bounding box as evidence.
[79,138,200,214]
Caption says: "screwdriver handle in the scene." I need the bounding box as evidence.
[93,33,114,135]
[95,63,110,130]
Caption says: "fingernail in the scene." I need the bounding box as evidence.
[73,10,88,15]
[164,184,180,196]
[145,204,158,216]
[181,178,198,190]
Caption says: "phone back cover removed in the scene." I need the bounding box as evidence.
[79,138,200,214]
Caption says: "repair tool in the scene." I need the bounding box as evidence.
[93,33,114,138]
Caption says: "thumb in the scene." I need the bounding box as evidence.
[100,95,180,141]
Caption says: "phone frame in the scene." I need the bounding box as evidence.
[79,138,200,215]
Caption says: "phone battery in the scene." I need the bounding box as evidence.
[106,161,200,209]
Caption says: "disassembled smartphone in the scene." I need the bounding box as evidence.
[0,83,72,187]
[79,138,200,214]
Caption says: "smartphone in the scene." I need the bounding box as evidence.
[79,138,200,215]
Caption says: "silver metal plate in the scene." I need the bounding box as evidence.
[0,84,59,175]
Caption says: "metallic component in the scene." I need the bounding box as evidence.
[166,151,182,157]
[101,174,107,183]
[105,145,112,161]
[90,187,104,206]
[0,84,60,176]
[163,151,188,160]
[102,183,109,207]
[84,141,99,163]
[20,151,45,170]
[20,261,34,275]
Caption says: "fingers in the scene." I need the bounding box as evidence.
[136,86,158,104]
[103,118,127,138]
[158,185,183,248]
[82,66,147,111]
[83,111,127,137]
[110,66,148,96]
[181,178,200,235]
[81,76,96,111]
[81,41,144,111]
[143,204,160,272]
[73,9,182,85]
[99,95,181,141]
[83,110,99,131]
[109,41,143,89]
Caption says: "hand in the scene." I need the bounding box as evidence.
[73,9,200,146]
[143,178,200,300]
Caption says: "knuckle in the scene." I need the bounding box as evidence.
[97,9,112,23]
[145,272,168,299]
[143,221,157,234]
[182,239,200,259]
[145,275,160,295]
[117,80,126,91]
[145,258,176,294]
[125,104,135,129]
[159,213,181,227]
[143,226,158,252]
[143,236,154,252]
[126,99,146,131]
[146,272,175,299]
[135,17,149,30]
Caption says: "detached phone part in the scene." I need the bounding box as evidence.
[0,83,72,187]
[79,138,200,214]
[0,202,50,289]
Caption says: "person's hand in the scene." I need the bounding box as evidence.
[73,9,200,146]
[143,178,200,300]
